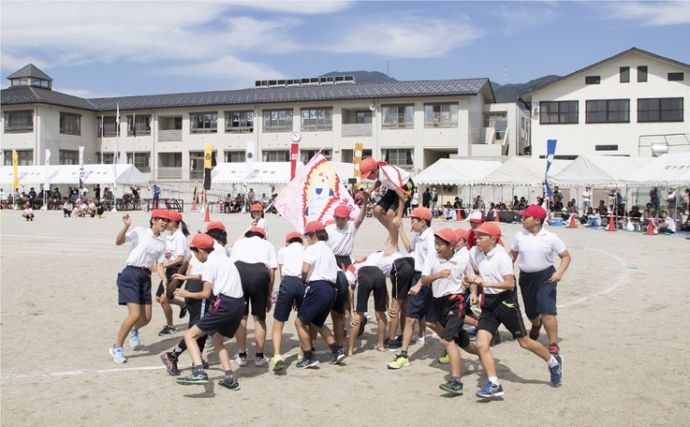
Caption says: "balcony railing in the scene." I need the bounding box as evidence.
[190,170,204,180]
[341,123,372,137]
[157,167,182,179]
[158,129,182,142]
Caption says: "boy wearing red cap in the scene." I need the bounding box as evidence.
[248,202,269,238]
[465,210,485,249]
[467,222,563,398]
[509,205,571,355]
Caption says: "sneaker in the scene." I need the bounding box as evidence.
[234,353,248,367]
[158,325,176,336]
[529,324,541,340]
[176,371,209,385]
[218,377,240,391]
[255,355,269,367]
[296,355,319,369]
[109,345,127,364]
[387,354,410,369]
[179,305,188,319]
[331,349,346,365]
[270,355,285,372]
[384,338,402,352]
[490,333,502,347]
[439,378,464,395]
[414,336,426,345]
[202,359,210,369]
[549,354,564,386]
[160,352,180,376]
[475,381,504,398]
[437,352,449,364]
[549,343,560,355]
[128,330,141,349]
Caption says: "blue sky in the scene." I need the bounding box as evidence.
[1,0,689,98]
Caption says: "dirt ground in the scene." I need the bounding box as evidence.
[1,209,689,426]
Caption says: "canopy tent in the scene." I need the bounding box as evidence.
[413,159,502,185]
[627,153,690,186]
[212,162,305,184]
[329,161,356,182]
[49,164,148,185]
[479,158,571,186]
[0,165,61,187]
[552,155,653,187]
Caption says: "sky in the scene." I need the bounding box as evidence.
[1,0,689,99]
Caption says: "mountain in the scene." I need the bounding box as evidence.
[491,75,561,103]
[319,71,397,84]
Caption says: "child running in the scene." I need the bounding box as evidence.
[155,211,188,337]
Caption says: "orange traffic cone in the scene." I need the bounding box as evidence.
[607,214,616,232]
[494,210,500,222]
[567,213,577,228]
[645,220,658,235]
[204,204,210,222]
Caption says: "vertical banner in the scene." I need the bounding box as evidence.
[78,146,85,191]
[43,149,51,208]
[112,103,120,211]
[290,142,299,180]
[244,140,256,181]
[203,143,213,191]
[544,139,557,198]
[12,149,19,191]
[353,142,363,190]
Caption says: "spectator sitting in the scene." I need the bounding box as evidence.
[442,202,457,221]
[597,200,608,216]
[63,199,73,217]
[21,202,35,221]
[657,210,676,234]
[585,208,601,227]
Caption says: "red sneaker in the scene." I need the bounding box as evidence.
[549,343,560,355]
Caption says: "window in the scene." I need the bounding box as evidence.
[262,150,289,162]
[341,149,353,163]
[301,107,333,131]
[189,112,217,134]
[126,152,151,173]
[539,101,578,124]
[189,151,217,179]
[97,152,115,164]
[99,116,118,137]
[159,116,182,131]
[60,112,81,135]
[637,66,648,82]
[225,111,253,133]
[620,67,630,83]
[382,104,414,129]
[586,99,630,123]
[595,145,618,151]
[585,76,601,85]
[300,149,331,163]
[4,110,33,133]
[222,151,243,162]
[3,150,33,166]
[638,98,684,122]
[424,103,458,128]
[127,115,151,136]
[668,72,684,81]
[263,109,293,132]
[382,148,414,168]
[59,150,79,165]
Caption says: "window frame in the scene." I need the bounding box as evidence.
[126,115,151,136]
[3,149,34,166]
[637,97,684,123]
[224,110,254,133]
[585,99,630,124]
[539,101,579,124]
[637,65,648,83]
[262,109,293,133]
[585,76,601,85]
[126,152,151,173]
[382,104,415,129]
[3,110,34,133]
[189,112,218,134]
[262,150,290,162]
[620,66,630,83]
[59,149,79,165]
[300,107,333,132]
[59,112,81,136]
[300,149,332,163]
[423,103,458,128]
[668,72,684,81]
[382,148,414,168]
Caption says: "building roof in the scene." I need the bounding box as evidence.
[7,64,53,81]
[521,47,690,101]
[1,78,493,112]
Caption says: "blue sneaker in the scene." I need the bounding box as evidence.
[331,348,346,365]
[475,381,504,398]
[128,330,141,349]
[109,345,127,364]
[176,371,209,385]
[296,354,319,369]
[550,354,564,386]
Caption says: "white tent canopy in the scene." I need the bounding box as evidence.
[0,165,61,187]
[480,158,571,186]
[413,159,502,186]
[212,162,304,184]
[627,153,690,186]
[552,155,653,187]
[50,164,148,185]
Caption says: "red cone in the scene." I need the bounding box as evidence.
[645,220,657,235]
[607,214,616,232]
[567,213,577,228]
[204,205,210,222]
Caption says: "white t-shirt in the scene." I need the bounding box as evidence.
[124,226,166,269]
[246,217,269,238]
[230,236,277,269]
[582,190,591,202]
[188,252,205,276]
[201,250,243,298]
[278,242,305,278]
[510,228,567,273]
[326,221,357,256]
[346,251,403,283]
[468,245,514,295]
[213,240,229,257]
[303,240,338,283]
[663,217,677,233]
[422,247,471,298]
[165,228,187,262]
[412,227,435,272]
[377,163,411,192]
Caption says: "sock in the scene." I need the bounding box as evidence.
[400,350,408,358]
[547,356,559,368]
[311,347,316,353]
[488,376,499,385]
[239,351,247,358]
[256,352,264,359]
[304,351,313,360]
[329,344,338,354]
[193,365,204,374]
[451,376,462,383]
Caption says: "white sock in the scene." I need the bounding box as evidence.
[488,376,499,385]
[547,356,559,368]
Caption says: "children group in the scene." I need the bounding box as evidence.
[109,157,570,399]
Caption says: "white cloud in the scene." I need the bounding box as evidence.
[162,55,286,85]
[604,1,690,25]
[228,0,353,15]
[55,87,120,99]
[493,6,558,36]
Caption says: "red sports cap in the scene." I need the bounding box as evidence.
[434,228,459,247]
[359,158,377,179]
[250,203,264,212]
[521,204,547,220]
[189,233,214,250]
[151,209,175,221]
[304,221,325,234]
[206,221,226,232]
[454,228,469,245]
[474,222,502,239]
[410,207,432,221]
[169,211,183,222]
[333,205,350,219]
[249,226,266,237]
[285,231,303,243]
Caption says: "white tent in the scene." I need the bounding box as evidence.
[553,155,653,187]
[212,162,305,184]
[50,164,148,185]
[480,158,571,186]
[627,153,690,186]
[0,165,61,187]
[413,159,502,185]
[329,161,356,181]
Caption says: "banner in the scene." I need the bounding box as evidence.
[43,149,51,203]
[544,139,557,198]
[353,142,363,190]
[78,146,85,190]
[290,142,299,180]
[12,149,19,191]
[203,143,213,190]
[274,154,360,233]
[245,140,256,181]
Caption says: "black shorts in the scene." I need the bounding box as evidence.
[477,291,527,339]
[355,266,388,313]
[117,266,152,305]
[405,273,438,322]
[334,255,352,270]
[390,257,415,300]
[184,279,210,328]
[155,267,180,298]
[331,270,349,314]
[518,266,558,319]
[273,276,305,322]
[377,178,413,212]
[433,294,470,349]
[234,261,271,320]
[196,294,245,338]
[298,281,337,328]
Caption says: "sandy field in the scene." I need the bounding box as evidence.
[1,208,689,426]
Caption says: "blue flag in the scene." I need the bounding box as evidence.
[544,139,557,198]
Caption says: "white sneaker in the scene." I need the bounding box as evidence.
[128,330,141,349]
[414,336,426,345]
[235,354,248,367]
[109,345,127,364]
[255,355,269,367]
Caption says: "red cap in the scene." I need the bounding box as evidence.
[410,207,432,221]
[434,228,459,247]
[206,221,225,232]
[521,204,547,220]
[304,221,325,234]
[250,202,264,212]
[475,222,502,239]
[248,226,266,237]
[285,231,303,243]
[468,210,484,223]
[333,205,350,219]
[169,211,183,222]
[189,233,214,250]
[454,228,469,245]
[151,209,175,220]
[359,157,377,179]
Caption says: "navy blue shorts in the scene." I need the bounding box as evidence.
[331,271,349,314]
[273,276,305,322]
[478,291,527,339]
[117,266,152,305]
[334,255,352,270]
[298,281,337,328]
[405,272,437,321]
[355,266,388,313]
[196,294,245,338]
[518,266,558,320]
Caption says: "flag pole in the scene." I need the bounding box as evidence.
[112,103,120,212]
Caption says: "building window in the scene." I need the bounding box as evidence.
[301,107,333,132]
[586,99,630,123]
[126,152,151,173]
[3,149,33,166]
[263,109,293,132]
[127,115,151,136]
[190,112,217,134]
[620,67,630,83]
[424,103,458,128]
[539,101,578,124]
[159,116,182,131]
[189,151,217,180]
[99,116,118,137]
[637,66,648,82]
[300,149,331,163]
[60,112,81,135]
[341,149,353,163]
[224,150,244,162]
[59,149,79,165]
[585,76,601,85]
[668,72,684,81]
[225,111,253,133]
[382,104,414,129]
[638,97,684,123]
[97,152,115,164]
[383,148,414,168]
[3,110,33,133]
[262,150,289,162]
